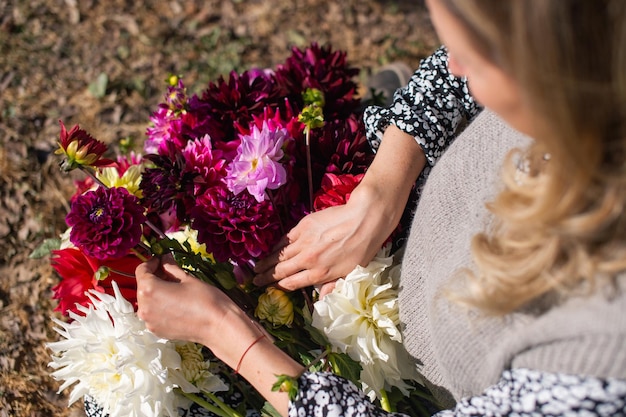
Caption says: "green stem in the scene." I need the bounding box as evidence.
[305,127,314,212]
[178,391,240,417]
[380,389,392,413]
[201,390,245,417]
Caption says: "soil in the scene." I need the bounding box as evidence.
[0,1,438,415]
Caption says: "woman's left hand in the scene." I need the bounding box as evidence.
[135,256,242,347]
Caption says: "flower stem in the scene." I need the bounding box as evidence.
[201,390,245,417]
[178,391,240,417]
[305,128,314,212]
[380,389,393,413]
[131,248,149,262]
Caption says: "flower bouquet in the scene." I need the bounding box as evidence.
[36,43,437,417]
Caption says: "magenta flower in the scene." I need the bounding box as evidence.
[145,107,183,155]
[66,186,146,260]
[225,121,289,202]
[182,135,231,191]
[190,184,281,265]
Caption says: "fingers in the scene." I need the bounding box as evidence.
[135,256,160,280]
[253,236,290,273]
[318,281,337,299]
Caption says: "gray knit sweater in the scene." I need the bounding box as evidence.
[399,109,626,408]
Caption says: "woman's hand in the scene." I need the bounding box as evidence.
[253,187,395,291]
[253,125,426,291]
[135,256,304,416]
[135,256,242,347]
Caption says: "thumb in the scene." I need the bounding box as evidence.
[161,258,194,283]
[135,256,160,281]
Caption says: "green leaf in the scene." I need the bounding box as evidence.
[271,374,299,400]
[88,72,108,98]
[328,352,362,385]
[260,401,282,417]
[29,238,61,259]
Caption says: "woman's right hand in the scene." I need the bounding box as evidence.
[253,125,426,292]
[253,185,396,292]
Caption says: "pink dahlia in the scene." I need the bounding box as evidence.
[66,186,146,260]
[190,184,281,265]
[225,121,289,202]
[182,135,231,192]
[50,247,142,316]
[313,172,364,212]
[145,107,188,155]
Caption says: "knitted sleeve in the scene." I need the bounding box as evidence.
[363,46,482,167]
[288,370,626,417]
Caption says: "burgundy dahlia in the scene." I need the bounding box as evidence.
[190,184,281,265]
[140,150,198,224]
[66,186,146,260]
[188,69,282,143]
[274,43,361,120]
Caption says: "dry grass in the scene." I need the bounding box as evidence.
[0,1,437,415]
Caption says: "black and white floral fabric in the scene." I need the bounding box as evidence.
[84,391,261,417]
[289,369,626,417]
[363,46,482,166]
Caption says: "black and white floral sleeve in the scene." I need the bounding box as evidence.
[363,46,482,167]
[288,369,626,417]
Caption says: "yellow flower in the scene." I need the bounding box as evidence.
[255,287,294,327]
[167,226,212,260]
[96,164,144,198]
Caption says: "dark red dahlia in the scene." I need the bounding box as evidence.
[190,184,281,265]
[313,172,365,212]
[51,247,141,316]
[141,149,198,224]
[274,43,361,121]
[188,69,282,143]
[66,186,146,260]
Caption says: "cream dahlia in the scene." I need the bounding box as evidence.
[312,247,420,401]
[47,282,217,417]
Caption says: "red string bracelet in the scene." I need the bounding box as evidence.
[234,334,267,374]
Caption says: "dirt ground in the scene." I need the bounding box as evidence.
[0,1,438,415]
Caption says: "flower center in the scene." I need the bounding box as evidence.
[90,206,106,222]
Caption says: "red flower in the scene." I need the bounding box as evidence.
[55,120,114,171]
[313,172,364,211]
[50,247,142,316]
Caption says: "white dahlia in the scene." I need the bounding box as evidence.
[47,281,215,417]
[312,246,420,401]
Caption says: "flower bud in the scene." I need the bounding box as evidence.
[255,287,294,327]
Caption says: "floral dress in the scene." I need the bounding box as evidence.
[290,371,626,417]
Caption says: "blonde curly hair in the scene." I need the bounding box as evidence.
[441,0,626,314]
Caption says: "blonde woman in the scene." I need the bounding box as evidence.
[136,0,626,415]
